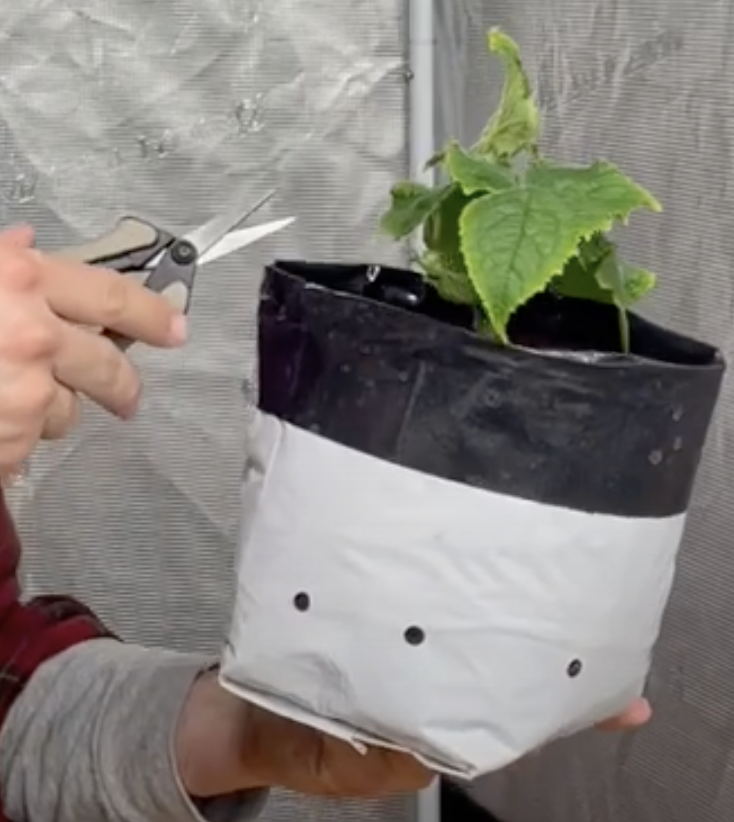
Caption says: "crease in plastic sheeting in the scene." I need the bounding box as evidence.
[0,1,406,241]
[0,7,267,233]
[0,0,408,669]
[10,372,250,534]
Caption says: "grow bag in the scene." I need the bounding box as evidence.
[220,261,725,778]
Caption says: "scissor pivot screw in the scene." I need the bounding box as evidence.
[171,240,196,264]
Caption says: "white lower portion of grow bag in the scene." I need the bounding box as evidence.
[220,412,685,778]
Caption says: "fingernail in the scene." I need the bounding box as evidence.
[169,315,188,346]
[118,399,140,420]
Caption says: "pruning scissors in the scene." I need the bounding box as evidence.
[53,190,294,348]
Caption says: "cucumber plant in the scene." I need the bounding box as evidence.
[379,28,661,352]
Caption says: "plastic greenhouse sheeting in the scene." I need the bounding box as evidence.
[3,2,734,822]
[1,3,411,822]
[441,3,734,822]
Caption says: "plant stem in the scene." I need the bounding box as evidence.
[617,306,631,354]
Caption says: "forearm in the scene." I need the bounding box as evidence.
[0,639,268,822]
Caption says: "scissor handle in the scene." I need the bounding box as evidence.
[51,218,189,351]
[141,240,197,314]
[53,218,159,265]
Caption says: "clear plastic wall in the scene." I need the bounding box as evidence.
[1,3,411,822]
[442,3,734,822]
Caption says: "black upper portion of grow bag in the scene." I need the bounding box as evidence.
[258,261,725,518]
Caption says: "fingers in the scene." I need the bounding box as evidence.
[0,225,34,248]
[316,737,432,797]
[0,367,54,470]
[37,254,187,348]
[596,698,652,732]
[242,705,433,799]
[41,385,81,440]
[0,228,185,462]
[53,322,141,417]
[354,748,433,796]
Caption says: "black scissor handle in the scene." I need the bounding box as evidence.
[140,240,197,314]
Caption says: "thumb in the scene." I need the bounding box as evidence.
[0,225,35,248]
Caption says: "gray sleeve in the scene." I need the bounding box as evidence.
[0,639,269,822]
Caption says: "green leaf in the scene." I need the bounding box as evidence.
[420,250,477,305]
[460,186,584,343]
[424,149,447,171]
[379,182,453,239]
[444,142,515,195]
[474,28,540,159]
[596,257,656,353]
[577,232,612,269]
[458,160,661,343]
[596,256,657,307]
[420,185,478,307]
[553,254,614,305]
[423,184,474,255]
[553,235,656,353]
[377,27,662,353]
[553,233,615,303]
[556,234,656,309]
[526,162,662,223]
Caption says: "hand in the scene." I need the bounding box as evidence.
[0,225,186,476]
[595,697,651,730]
[175,672,652,799]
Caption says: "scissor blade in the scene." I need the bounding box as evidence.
[199,217,295,266]
[183,189,276,258]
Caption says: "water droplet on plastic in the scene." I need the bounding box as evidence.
[137,131,178,160]
[648,450,663,466]
[5,173,37,204]
[673,436,683,452]
[397,371,410,384]
[484,391,501,408]
[232,96,265,135]
[309,423,321,434]
[672,406,684,421]
[106,147,125,170]
[339,363,352,374]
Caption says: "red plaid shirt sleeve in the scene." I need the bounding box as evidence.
[0,489,116,821]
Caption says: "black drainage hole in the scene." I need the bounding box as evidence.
[567,659,583,678]
[293,592,311,612]
[404,626,425,646]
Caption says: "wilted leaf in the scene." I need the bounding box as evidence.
[474,28,540,159]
